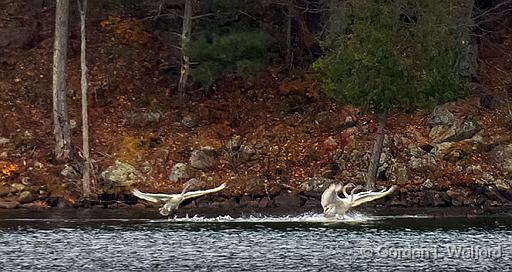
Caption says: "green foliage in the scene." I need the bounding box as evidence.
[187,30,272,87]
[314,0,471,113]
[184,0,275,87]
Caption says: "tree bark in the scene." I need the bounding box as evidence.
[286,0,293,69]
[366,112,386,190]
[78,0,93,197]
[177,0,192,108]
[52,0,72,161]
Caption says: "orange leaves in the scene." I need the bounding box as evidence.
[0,161,17,179]
[100,16,150,46]
[279,73,321,99]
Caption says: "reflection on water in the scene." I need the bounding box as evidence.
[0,209,511,271]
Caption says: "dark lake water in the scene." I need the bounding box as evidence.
[0,209,511,271]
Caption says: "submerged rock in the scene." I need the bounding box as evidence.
[273,191,303,207]
[0,200,19,209]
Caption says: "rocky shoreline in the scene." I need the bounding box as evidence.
[1,183,511,217]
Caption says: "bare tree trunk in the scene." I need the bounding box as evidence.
[286,0,293,69]
[366,113,386,190]
[177,0,192,108]
[52,0,72,161]
[78,0,93,197]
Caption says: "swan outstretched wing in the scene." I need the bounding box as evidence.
[350,185,397,208]
[321,183,343,208]
[132,189,180,203]
[182,183,226,200]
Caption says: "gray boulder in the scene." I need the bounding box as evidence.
[101,160,142,186]
[490,144,512,175]
[427,106,455,127]
[168,163,190,182]
[408,145,437,172]
[60,164,80,179]
[18,191,34,204]
[125,112,161,127]
[427,106,479,143]
[190,146,218,169]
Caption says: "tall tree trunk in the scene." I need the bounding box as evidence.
[52,0,72,161]
[177,0,192,108]
[366,113,386,190]
[286,0,293,69]
[78,0,93,197]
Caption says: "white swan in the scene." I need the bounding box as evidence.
[132,180,226,216]
[321,183,397,218]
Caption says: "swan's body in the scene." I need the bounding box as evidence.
[321,183,397,218]
[132,181,226,216]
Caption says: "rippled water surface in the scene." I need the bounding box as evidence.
[0,209,511,271]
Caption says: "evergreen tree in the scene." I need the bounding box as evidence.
[315,0,472,188]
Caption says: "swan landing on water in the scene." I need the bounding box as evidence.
[132,180,226,216]
[321,183,398,218]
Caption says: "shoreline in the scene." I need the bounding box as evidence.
[1,205,510,220]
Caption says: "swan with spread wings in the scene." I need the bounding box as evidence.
[132,179,226,216]
[321,183,397,218]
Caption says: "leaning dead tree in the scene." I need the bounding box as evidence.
[177,0,192,108]
[77,0,94,197]
[366,113,386,190]
[52,0,72,161]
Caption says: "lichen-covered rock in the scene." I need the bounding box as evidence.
[429,118,479,143]
[427,106,479,143]
[10,183,26,192]
[490,144,512,175]
[388,163,408,184]
[101,160,142,186]
[60,164,80,179]
[190,146,218,169]
[168,163,190,182]
[125,112,161,127]
[18,191,33,204]
[427,106,455,127]
[408,154,437,172]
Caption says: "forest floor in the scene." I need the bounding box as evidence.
[1,3,512,210]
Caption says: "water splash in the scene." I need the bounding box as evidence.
[154,212,408,223]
